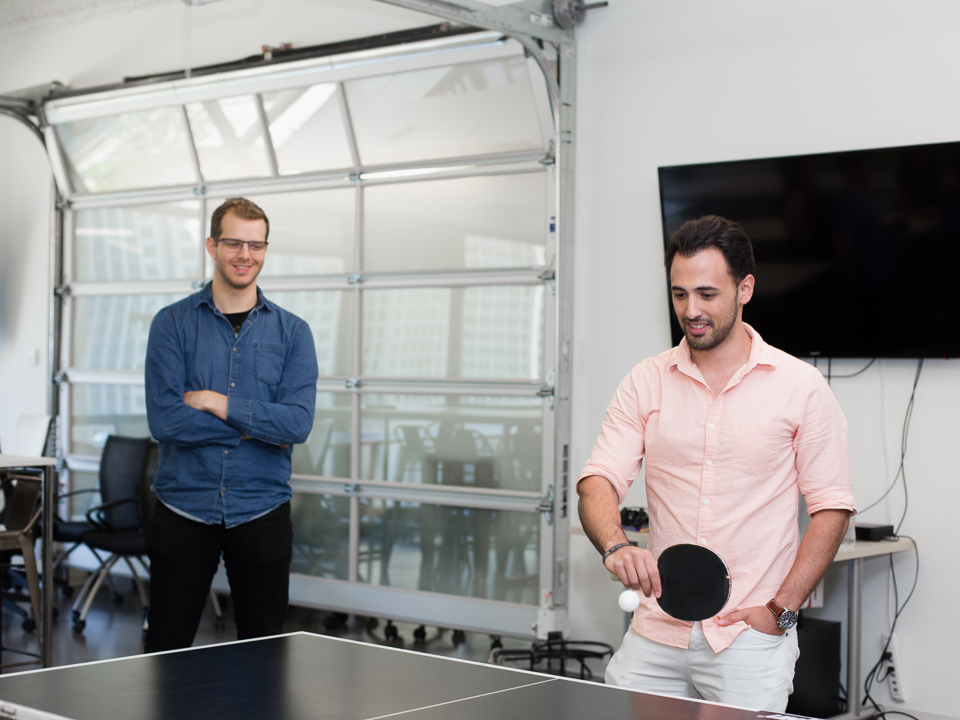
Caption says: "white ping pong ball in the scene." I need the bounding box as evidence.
[618,589,640,612]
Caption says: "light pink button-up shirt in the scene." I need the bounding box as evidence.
[578,325,855,653]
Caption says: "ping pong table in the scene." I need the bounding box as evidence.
[0,632,804,720]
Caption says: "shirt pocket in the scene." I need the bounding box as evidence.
[253,342,286,386]
[731,422,781,476]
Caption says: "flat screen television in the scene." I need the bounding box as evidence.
[658,142,960,358]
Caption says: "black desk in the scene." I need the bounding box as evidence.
[0,632,804,720]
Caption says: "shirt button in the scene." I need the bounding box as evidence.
[231,382,235,387]
[699,538,707,545]
[705,460,713,466]
[709,423,715,429]
[224,450,229,455]
[703,499,709,505]
[233,348,238,353]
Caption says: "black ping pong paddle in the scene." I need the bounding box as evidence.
[655,543,731,621]
[609,542,731,621]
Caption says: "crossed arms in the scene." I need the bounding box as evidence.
[145,310,317,449]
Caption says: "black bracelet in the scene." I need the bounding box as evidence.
[602,542,631,562]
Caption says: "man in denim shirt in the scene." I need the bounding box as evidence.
[144,198,317,652]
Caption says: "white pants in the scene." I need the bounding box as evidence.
[604,623,800,712]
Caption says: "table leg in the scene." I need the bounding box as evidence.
[847,557,862,717]
[41,465,54,668]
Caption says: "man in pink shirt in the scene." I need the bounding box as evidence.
[578,215,856,712]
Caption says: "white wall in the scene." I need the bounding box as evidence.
[0,118,53,449]
[571,1,960,716]
[2,0,958,714]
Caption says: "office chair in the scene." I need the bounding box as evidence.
[70,436,155,635]
[0,414,53,631]
[0,473,44,669]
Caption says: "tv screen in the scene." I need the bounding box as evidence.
[659,142,960,358]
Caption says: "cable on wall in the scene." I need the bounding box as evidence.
[824,357,923,718]
[858,359,923,522]
[862,536,920,720]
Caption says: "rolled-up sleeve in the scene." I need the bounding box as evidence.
[577,366,649,504]
[794,371,857,516]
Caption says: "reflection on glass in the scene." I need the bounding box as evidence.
[71,384,150,456]
[268,291,353,377]
[291,492,350,580]
[57,108,196,193]
[364,174,546,273]
[362,286,543,380]
[75,202,201,282]
[263,84,354,174]
[359,498,539,604]
[186,96,272,181]
[291,393,352,478]
[205,188,355,277]
[359,394,542,492]
[362,288,450,378]
[73,295,184,370]
[67,471,100,520]
[345,57,543,165]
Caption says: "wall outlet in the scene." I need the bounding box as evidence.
[883,633,905,703]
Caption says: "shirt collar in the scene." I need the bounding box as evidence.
[670,323,777,375]
[194,282,272,314]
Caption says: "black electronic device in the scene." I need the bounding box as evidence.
[855,523,895,542]
[659,141,960,358]
[619,506,648,531]
[787,616,845,718]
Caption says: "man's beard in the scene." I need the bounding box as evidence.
[215,257,261,290]
[683,298,738,351]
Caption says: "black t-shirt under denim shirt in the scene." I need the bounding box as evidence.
[223,308,254,335]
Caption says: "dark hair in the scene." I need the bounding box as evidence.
[664,215,755,284]
[210,198,270,241]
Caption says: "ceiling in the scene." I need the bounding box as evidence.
[0,0,528,35]
[0,0,179,34]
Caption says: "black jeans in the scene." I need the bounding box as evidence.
[144,500,293,653]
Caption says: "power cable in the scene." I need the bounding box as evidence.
[861,536,919,720]
[858,360,923,520]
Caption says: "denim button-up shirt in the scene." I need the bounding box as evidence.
[145,284,317,527]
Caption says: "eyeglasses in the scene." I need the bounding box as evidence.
[214,238,269,253]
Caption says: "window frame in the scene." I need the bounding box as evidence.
[48,31,567,640]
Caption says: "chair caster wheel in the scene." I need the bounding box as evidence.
[323,612,348,630]
[61,586,74,599]
[364,616,379,631]
[489,635,502,650]
[22,618,35,633]
[384,620,399,641]
[73,619,86,634]
[413,625,427,643]
[452,630,466,646]
[71,609,80,622]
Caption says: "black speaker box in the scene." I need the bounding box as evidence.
[786,615,845,718]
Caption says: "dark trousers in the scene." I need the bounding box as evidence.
[144,500,293,653]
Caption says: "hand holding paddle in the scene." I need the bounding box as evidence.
[611,543,732,622]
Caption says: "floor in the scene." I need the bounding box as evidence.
[0,575,611,681]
